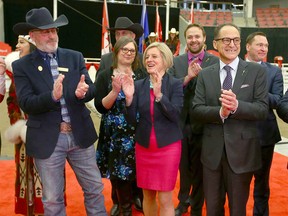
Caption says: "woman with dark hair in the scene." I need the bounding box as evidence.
[5,35,44,215]
[94,36,146,216]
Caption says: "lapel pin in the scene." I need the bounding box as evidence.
[242,70,246,75]
[38,66,43,71]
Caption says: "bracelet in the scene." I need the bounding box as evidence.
[155,93,163,103]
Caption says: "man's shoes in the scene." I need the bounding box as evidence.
[110,204,120,216]
[175,202,190,216]
[133,197,143,212]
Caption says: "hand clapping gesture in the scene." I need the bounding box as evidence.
[150,69,163,100]
[187,58,202,79]
[111,72,122,95]
[121,73,135,106]
[219,89,238,118]
[52,74,65,100]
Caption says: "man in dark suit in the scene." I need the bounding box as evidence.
[12,7,107,215]
[246,31,283,216]
[96,16,144,215]
[169,23,218,216]
[192,23,269,216]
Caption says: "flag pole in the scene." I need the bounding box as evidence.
[165,0,170,40]
[53,0,57,20]
[190,0,194,23]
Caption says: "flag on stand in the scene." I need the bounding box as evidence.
[139,0,149,53]
[190,1,195,24]
[101,0,110,55]
[155,3,162,42]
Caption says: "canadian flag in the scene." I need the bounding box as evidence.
[155,3,162,42]
[101,0,110,55]
[190,1,194,24]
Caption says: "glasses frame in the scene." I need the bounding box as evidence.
[120,47,136,55]
[215,37,241,45]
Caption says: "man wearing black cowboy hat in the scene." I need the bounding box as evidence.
[97,17,144,73]
[12,7,107,216]
[95,16,145,216]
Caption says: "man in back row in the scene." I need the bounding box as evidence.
[169,23,219,215]
[246,31,283,216]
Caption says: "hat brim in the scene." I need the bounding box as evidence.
[169,31,179,35]
[108,23,144,39]
[13,14,69,35]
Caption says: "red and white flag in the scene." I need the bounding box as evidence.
[190,1,194,24]
[155,3,162,42]
[101,0,110,55]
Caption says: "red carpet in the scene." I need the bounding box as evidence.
[0,152,287,215]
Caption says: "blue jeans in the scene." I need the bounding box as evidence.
[35,132,107,216]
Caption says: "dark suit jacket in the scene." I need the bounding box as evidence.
[257,62,282,146]
[277,89,288,123]
[126,73,183,148]
[13,48,97,159]
[192,58,269,174]
[169,52,219,132]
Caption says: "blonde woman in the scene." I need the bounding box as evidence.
[124,42,183,215]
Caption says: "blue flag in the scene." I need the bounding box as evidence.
[139,1,149,53]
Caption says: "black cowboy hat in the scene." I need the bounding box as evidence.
[108,17,143,39]
[13,7,68,35]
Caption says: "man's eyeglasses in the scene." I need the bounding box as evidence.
[121,48,136,55]
[32,28,59,36]
[215,37,241,45]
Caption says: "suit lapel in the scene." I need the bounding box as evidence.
[209,63,222,101]
[232,58,248,94]
[30,51,54,90]
[201,53,213,68]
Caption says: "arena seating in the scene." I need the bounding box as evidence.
[180,9,233,26]
[256,8,288,28]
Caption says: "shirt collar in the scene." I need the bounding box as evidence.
[37,49,57,59]
[220,57,239,72]
[188,50,205,61]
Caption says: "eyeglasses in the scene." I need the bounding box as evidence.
[215,37,241,45]
[32,28,59,36]
[121,48,136,55]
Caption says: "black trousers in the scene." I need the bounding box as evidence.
[178,123,204,215]
[253,145,275,216]
[203,151,253,216]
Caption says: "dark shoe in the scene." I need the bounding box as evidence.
[121,203,132,216]
[133,197,143,212]
[110,204,120,216]
[175,202,190,216]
